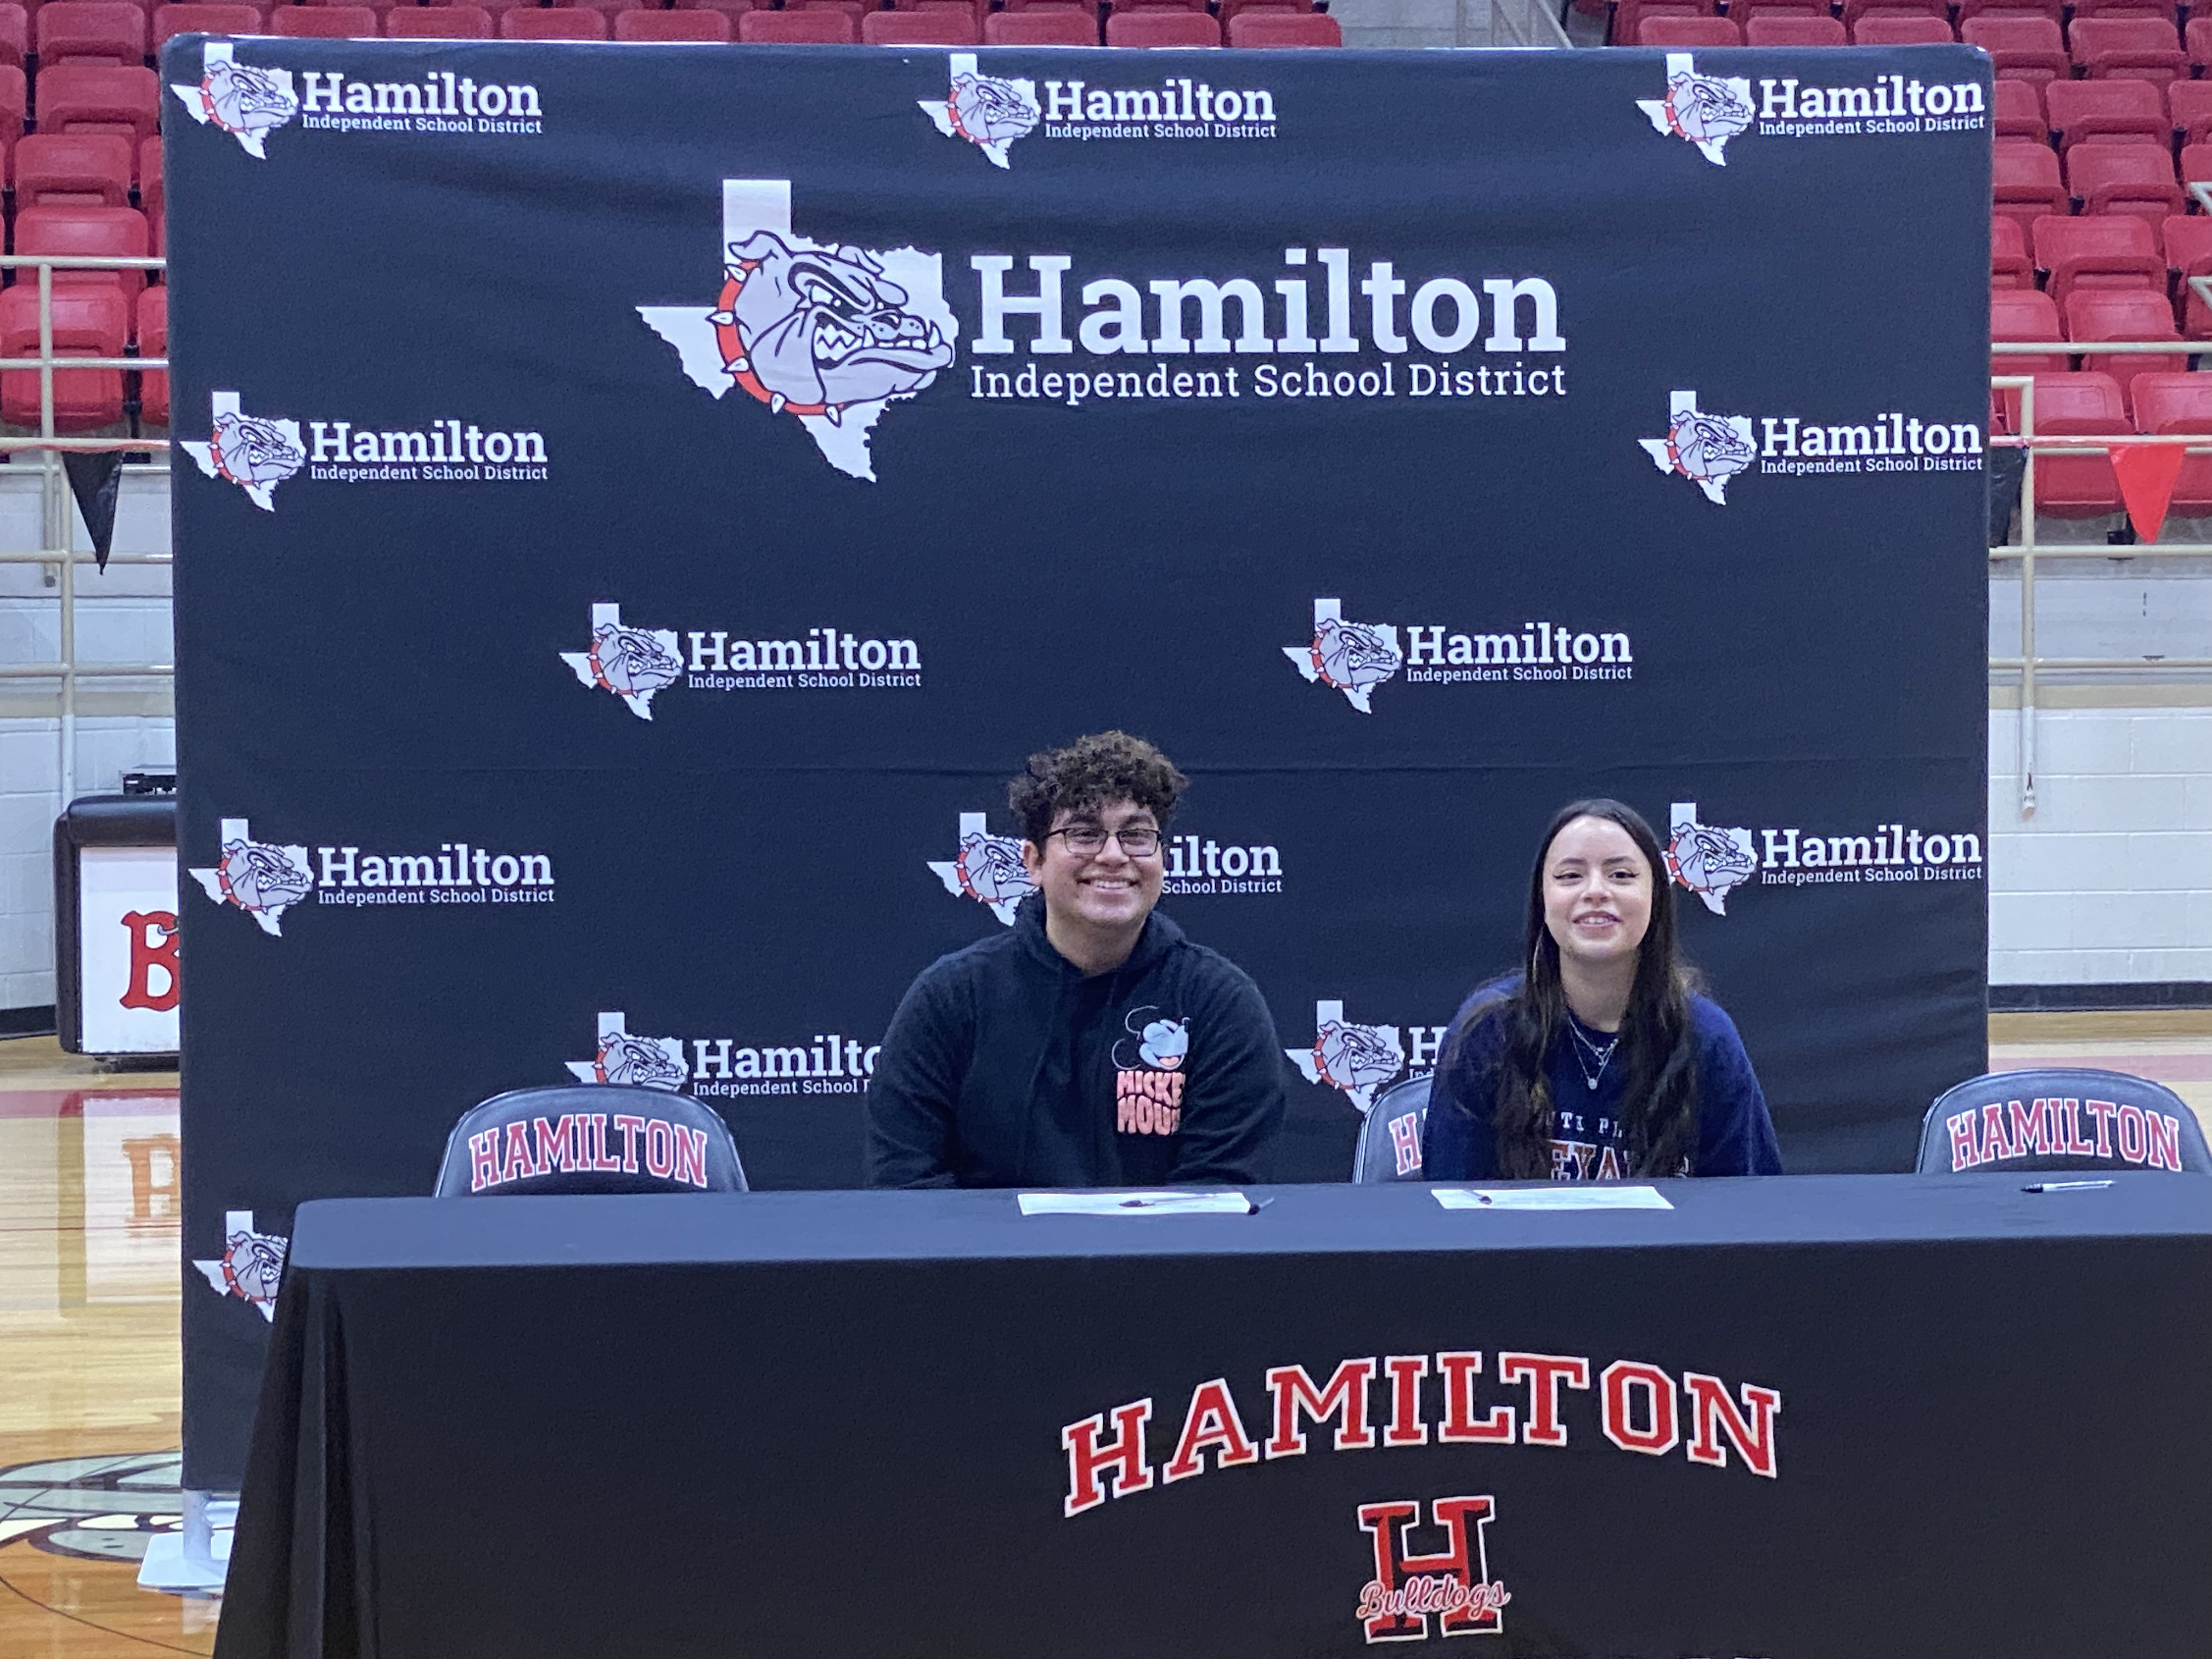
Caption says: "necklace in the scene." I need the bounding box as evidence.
[1566,1014,1619,1092]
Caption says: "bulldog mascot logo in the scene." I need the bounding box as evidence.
[1639,390,1756,506]
[188,818,315,937]
[170,42,300,160]
[566,1012,689,1091]
[560,602,684,720]
[1666,802,1758,916]
[639,179,958,482]
[1285,598,1406,714]
[1636,53,1754,166]
[929,812,1038,927]
[922,53,1041,168]
[192,1211,290,1322]
[1290,1000,1407,1115]
[180,392,306,512]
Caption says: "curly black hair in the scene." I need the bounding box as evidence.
[1008,731,1189,848]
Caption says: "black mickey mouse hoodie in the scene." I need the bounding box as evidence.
[865,895,1288,1188]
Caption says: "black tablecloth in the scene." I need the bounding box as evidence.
[216,1177,2212,1659]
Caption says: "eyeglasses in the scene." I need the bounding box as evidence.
[1046,825,1164,858]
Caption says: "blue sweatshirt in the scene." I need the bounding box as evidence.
[1422,980,1782,1181]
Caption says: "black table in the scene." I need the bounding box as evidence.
[216,1177,2212,1659]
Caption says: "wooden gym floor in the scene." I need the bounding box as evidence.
[3,1018,2209,1656]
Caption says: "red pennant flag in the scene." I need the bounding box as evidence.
[2111,442,2186,544]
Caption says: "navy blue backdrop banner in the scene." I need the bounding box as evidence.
[169,40,1993,1487]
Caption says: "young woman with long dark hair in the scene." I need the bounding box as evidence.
[1421,799,1781,1181]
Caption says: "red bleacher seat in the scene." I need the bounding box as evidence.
[1226,8,1338,42]
[2046,79,2165,148]
[135,281,164,429]
[0,66,22,143]
[1992,287,2067,375]
[1745,14,1843,42]
[2163,215,2212,334]
[1216,0,1302,18]
[2128,373,2212,513]
[2075,0,2173,13]
[272,4,380,31]
[1106,5,1213,38]
[35,66,159,151]
[0,283,127,430]
[737,6,853,37]
[2067,287,2183,413]
[1993,216,2036,288]
[2026,371,2127,515]
[2068,142,2187,220]
[38,2,144,65]
[500,5,606,34]
[13,133,129,206]
[1851,14,1951,41]
[383,5,494,33]
[792,1,866,15]
[861,7,975,39]
[2070,16,2187,82]
[138,136,159,251]
[1963,17,2068,81]
[13,205,149,300]
[2033,212,2164,307]
[613,7,730,35]
[155,3,267,48]
[0,5,27,70]
[1638,14,1740,43]
[1991,76,2046,140]
[986,7,1096,38]
[674,0,753,21]
[2170,80,2212,146]
[2191,16,2212,72]
[1841,0,1944,21]
[1994,139,2070,235]
[1609,0,1695,44]
[1957,0,2061,20]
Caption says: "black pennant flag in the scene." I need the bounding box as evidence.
[62,449,125,572]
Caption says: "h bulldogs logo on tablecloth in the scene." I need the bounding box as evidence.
[1636,53,1753,165]
[639,179,957,482]
[170,42,300,159]
[1356,1497,1510,1643]
[191,1210,289,1322]
[922,54,1040,168]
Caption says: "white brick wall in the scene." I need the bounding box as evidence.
[1989,704,2212,985]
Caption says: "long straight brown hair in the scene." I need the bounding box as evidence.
[1440,799,1702,1178]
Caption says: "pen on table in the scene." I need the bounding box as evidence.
[2022,1180,2115,1193]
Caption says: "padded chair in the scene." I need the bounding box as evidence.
[2171,80,2212,147]
[2162,213,2212,334]
[272,4,381,31]
[1991,287,2068,377]
[1851,13,1952,41]
[384,4,495,32]
[138,137,161,250]
[14,205,149,300]
[0,281,127,430]
[2067,142,2186,222]
[37,1,144,65]
[13,133,129,207]
[1745,13,1843,42]
[35,66,160,149]
[0,5,27,70]
[500,5,607,33]
[1994,139,2069,236]
[1107,7,1214,40]
[2071,16,2187,83]
[435,1085,748,1197]
[0,66,24,145]
[1351,1075,1430,1184]
[2067,286,2183,413]
[2032,212,2162,308]
[2046,78,2165,149]
[1226,8,1339,41]
[2192,15,2212,74]
[2025,370,2129,514]
[1957,0,2059,20]
[135,280,165,428]
[1639,13,1741,42]
[1993,215,2035,288]
[2074,0,2177,16]
[986,7,1096,39]
[2128,371,2212,512]
[150,3,264,49]
[1990,76,2046,142]
[614,7,732,36]
[861,7,975,40]
[1842,0,1945,22]
[738,7,854,38]
[1918,1069,2211,1175]
[1963,16,2068,82]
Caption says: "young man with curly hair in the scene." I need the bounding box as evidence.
[867,731,1286,1188]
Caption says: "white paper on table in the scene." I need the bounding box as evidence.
[1432,1186,1674,1211]
[1018,1190,1254,1217]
